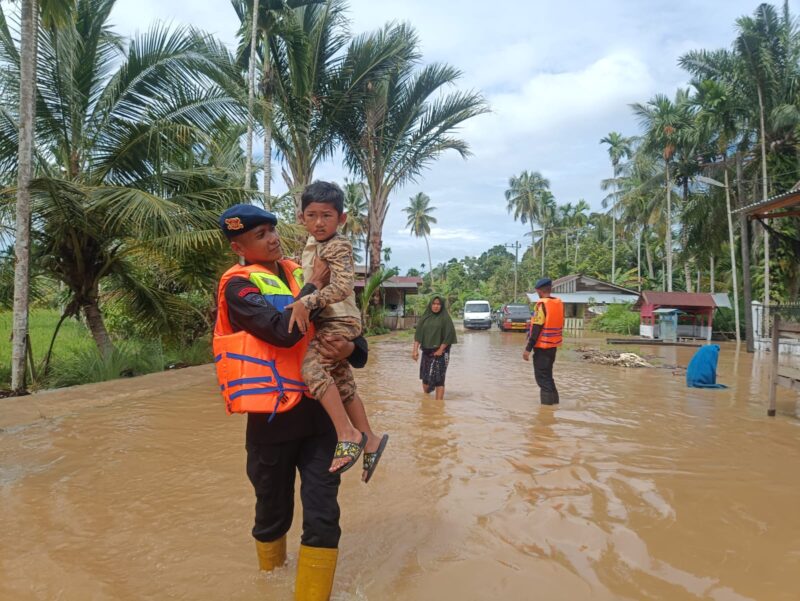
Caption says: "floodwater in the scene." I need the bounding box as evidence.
[1,330,799,601]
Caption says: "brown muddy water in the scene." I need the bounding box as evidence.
[1,330,799,601]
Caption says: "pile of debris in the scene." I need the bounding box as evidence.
[577,348,653,368]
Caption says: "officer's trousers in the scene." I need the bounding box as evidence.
[532,347,559,405]
[246,428,341,549]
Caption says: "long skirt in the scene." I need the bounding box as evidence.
[419,346,450,388]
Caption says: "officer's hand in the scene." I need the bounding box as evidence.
[317,334,354,365]
[287,300,310,334]
[308,257,330,290]
[522,350,531,362]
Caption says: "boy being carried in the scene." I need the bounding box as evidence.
[288,181,388,480]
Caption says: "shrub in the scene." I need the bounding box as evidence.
[47,341,166,388]
[589,304,640,335]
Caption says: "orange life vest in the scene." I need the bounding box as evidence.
[213,260,314,417]
[532,296,564,349]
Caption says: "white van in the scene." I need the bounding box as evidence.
[463,300,492,330]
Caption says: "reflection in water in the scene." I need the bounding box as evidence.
[1,331,799,600]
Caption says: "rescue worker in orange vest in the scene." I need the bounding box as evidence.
[522,278,564,405]
[214,204,368,600]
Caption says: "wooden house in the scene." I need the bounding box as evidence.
[526,274,639,330]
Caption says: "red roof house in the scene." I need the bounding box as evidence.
[634,291,718,341]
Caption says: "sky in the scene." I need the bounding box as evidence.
[106,0,770,271]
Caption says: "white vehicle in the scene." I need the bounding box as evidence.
[463,300,492,330]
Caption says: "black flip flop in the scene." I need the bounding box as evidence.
[362,434,389,483]
[332,432,367,474]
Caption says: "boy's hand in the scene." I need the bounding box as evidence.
[307,256,330,290]
[287,300,311,334]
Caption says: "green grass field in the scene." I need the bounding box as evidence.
[0,309,212,390]
[0,310,95,385]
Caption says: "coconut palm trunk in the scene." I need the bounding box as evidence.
[710,256,715,293]
[665,162,673,291]
[261,44,272,206]
[244,0,260,189]
[611,180,616,283]
[646,242,655,281]
[637,229,642,292]
[424,234,433,282]
[737,153,754,351]
[724,167,740,343]
[367,190,388,277]
[540,224,546,277]
[11,0,39,393]
[84,300,114,359]
[757,84,770,311]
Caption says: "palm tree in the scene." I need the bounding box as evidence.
[336,23,488,276]
[733,3,800,310]
[600,132,632,283]
[691,78,746,341]
[6,0,73,391]
[266,0,346,209]
[244,0,260,190]
[403,192,437,279]
[341,179,367,261]
[9,0,38,391]
[505,170,550,259]
[616,150,663,291]
[631,89,693,291]
[233,0,326,205]
[0,0,247,359]
[679,47,755,343]
[270,2,411,212]
[538,190,556,277]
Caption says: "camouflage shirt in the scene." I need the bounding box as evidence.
[301,234,360,321]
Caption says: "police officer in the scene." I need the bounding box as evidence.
[522,278,564,405]
[214,204,368,600]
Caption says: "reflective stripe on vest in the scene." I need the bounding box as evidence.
[534,297,565,349]
[248,267,305,312]
[213,260,314,417]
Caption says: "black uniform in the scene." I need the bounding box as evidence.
[224,269,368,549]
[525,302,559,406]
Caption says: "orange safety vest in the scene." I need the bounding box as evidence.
[213,260,314,417]
[532,297,564,349]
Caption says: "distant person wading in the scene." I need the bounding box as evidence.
[412,296,458,400]
[522,278,564,405]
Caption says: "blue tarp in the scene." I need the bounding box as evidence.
[686,344,727,389]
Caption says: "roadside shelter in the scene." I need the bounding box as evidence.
[635,292,719,341]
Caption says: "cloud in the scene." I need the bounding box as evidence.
[98,0,762,272]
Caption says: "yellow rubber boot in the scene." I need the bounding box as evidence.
[294,544,338,601]
[255,536,287,571]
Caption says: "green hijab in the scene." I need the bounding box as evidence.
[415,295,458,349]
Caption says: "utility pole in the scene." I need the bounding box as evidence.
[504,241,521,302]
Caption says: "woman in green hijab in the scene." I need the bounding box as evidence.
[412,296,458,399]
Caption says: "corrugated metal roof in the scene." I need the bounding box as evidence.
[525,292,639,304]
[354,276,421,290]
[732,187,800,215]
[637,291,717,308]
[712,293,732,309]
